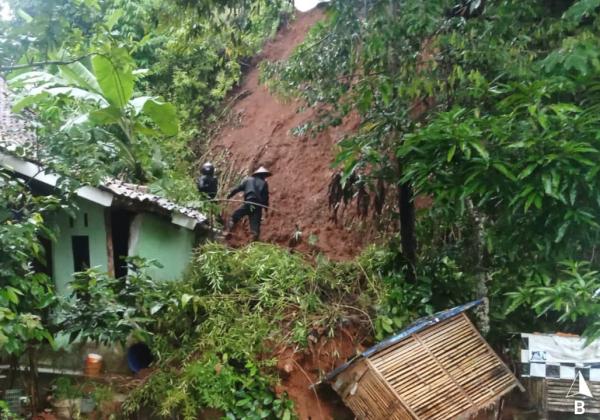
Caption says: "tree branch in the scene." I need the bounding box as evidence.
[0,54,93,72]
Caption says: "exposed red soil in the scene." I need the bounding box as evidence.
[211,9,373,260]
[275,329,366,420]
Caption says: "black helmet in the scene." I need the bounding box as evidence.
[201,162,215,176]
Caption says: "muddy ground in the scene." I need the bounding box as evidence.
[209,8,374,261]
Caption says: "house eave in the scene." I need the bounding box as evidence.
[0,151,114,206]
[171,212,199,230]
[0,151,208,231]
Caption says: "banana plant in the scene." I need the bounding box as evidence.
[8,47,178,182]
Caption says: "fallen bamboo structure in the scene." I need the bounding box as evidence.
[320,300,523,420]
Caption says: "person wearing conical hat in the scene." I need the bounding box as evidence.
[225,166,271,241]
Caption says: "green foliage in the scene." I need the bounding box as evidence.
[148,0,292,135]
[111,241,475,418]
[52,377,83,400]
[264,0,600,342]
[143,242,384,358]
[51,241,403,418]
[9,47,179,182]
[0,399,18,420]
[0,168,68,412]
[58,257,162,346]
[0,169,60,355]
[115,242,388,418]
[360,243,474,340]
[90,384,114,407]
[126,356,294,420]
[0,0,106,67]
[506,261,600,343]
[2,0,292,199]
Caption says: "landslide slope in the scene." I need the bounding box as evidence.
[210,9,370,260]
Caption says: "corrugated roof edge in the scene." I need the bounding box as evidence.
[318,299,483,385]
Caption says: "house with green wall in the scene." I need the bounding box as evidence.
[0,77,209,294]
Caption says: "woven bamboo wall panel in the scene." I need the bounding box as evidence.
[367,314,517,420]
[328,308,520,420]
[371,333,472,419]
[334,362,413,420]
[421,315,516,406]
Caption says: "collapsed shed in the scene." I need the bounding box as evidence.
[321,300,523,420]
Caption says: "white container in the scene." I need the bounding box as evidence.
[51,398,80,420]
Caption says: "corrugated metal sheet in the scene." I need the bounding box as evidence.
[0,78,207,226]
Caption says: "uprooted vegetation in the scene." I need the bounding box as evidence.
[61,241,466,418]
[62,242,380,418]
[50,227,475,418]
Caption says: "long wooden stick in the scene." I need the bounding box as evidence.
[209,198,282,213]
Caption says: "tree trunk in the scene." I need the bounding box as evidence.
[467,199,490,335]
[134,162,147,183]
[399,179,417,282]
[28,345,40,414]
[7,355,19,389]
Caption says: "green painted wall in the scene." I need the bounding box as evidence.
[128,213,196,281]
[48,198,197,292]
[48,198,108,295]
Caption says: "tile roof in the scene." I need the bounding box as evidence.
[0,78,207,226]
[101,179,207,224]
[0,77,36,150]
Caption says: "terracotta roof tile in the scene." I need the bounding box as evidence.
[0,78,36,150]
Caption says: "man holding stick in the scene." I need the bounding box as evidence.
[225,166,271,241]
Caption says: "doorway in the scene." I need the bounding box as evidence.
[110,209,133,278]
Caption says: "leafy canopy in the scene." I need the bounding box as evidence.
[265,0,600,341]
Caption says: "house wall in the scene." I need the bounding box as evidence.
[48,198,109,295]
[128,213,196,281]
[48,199,197,294]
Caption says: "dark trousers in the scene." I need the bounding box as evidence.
[231,203,262,240]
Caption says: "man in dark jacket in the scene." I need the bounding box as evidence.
[197,162,218,199]
[226,166,271,240]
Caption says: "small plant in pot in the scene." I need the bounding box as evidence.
[50,378,82,420]
[91,385,115,419]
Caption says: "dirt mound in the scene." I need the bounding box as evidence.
[210,9,372,260]
[275,329,366,420]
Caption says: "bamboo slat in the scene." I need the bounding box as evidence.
[331,313,521,420]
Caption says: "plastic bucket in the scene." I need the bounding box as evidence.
[127,343,153,373]
[84,353,103,377]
